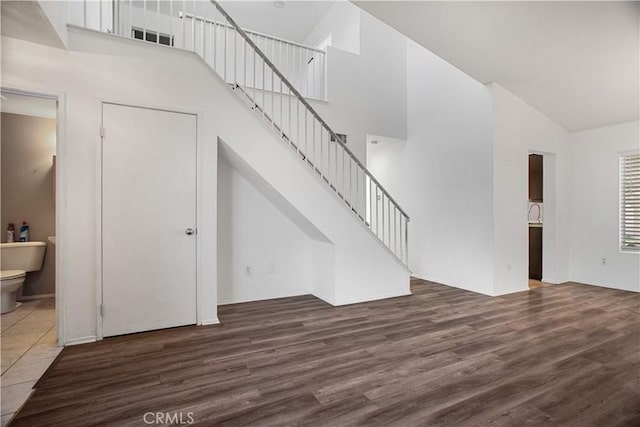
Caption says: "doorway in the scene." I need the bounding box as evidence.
[0,89,60,421]
[528,153,543,288]
[101,103,198,337]
[528,151,560,289]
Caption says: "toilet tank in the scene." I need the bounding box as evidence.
[0,242,47,272]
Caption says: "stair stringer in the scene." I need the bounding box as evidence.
[209,72,410,306]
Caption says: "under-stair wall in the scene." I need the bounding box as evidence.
[217,148,315,304]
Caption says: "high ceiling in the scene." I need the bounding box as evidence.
[3,1,636,132]
[355,1,640,132]
[219,1,335,43]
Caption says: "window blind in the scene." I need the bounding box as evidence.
[620,154,640,251]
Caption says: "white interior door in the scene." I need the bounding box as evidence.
[102,103,197,337]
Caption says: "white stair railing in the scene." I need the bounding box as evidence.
[179,12,326,101]
[68,0,409,266]
[69,0,326,101]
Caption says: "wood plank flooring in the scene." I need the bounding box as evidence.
[9,279,640,426]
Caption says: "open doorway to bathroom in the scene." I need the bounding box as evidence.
[0,89,60,423]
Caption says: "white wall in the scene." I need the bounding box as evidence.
[406,41,494,295]
[79,0,406,163]
[304,0,360,55]
[365,135,407,244]
[1,33,222,342]
[365,41,497,295]
[569,120,640,292]
[1,28,408,344]
[305,3,408,163]
[209,106,410,307]
[366,137,406,183]
[490,83,571,294]
[217,149,313,304]
[311,240,335,303]
[366,39,496,296]
[37,0,70,47]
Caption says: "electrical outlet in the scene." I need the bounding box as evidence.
[601,257,607,266]
[244,266,253,276]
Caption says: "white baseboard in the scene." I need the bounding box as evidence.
[312,293,336,306]
[65,335,97,346]
[411,273,494,297]
[332,290,413,307]
[492,286,530,296]
[19,293,55,301]
[200,318,220,326]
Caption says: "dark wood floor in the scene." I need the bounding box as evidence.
[10,279,640,426]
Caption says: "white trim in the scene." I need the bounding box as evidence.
[527,149,559,286]
[411,272,494,297]
[97,101,104,341]
[200,318,220,326]
[56,93,67,348]
[492,287,530,296]
[196,111,203,326]
[65,335,97,346]
[332,290,413,307]
[568,280,639,294]
[19,293,56,301]
[97,100,204,339]
[0,87,58,100]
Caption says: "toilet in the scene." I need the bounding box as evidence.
[1,242,47,314]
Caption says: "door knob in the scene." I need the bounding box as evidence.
[185,228,195,235]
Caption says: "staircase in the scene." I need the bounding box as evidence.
[68,0,409,267]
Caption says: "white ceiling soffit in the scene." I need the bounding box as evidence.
[354,1,640,132]
[219,1,335,43]
[1,92,57,120]
[0,1,65,49]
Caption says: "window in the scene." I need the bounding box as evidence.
[620,153,640,251]
[131,28,174,47]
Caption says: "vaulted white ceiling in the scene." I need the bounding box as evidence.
[355,1,640,132]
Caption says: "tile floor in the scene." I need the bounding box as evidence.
[1,298,59,426]
[528,279,552,289]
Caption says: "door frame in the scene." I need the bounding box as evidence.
[1,86,66,346]
[527,149,558,285]
[96,101,204,340]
